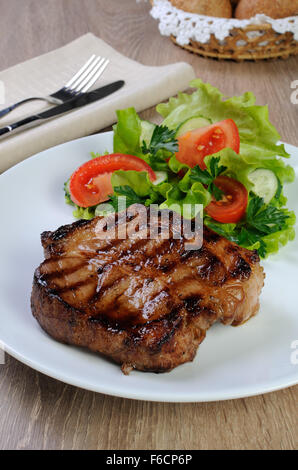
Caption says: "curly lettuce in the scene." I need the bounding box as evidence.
[109,170,209,218]
[113,108,143,158]
[157,79,289,162]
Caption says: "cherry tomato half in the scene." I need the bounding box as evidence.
[176,119,240,170]
[69,153,156,208]
[205,176,248,224]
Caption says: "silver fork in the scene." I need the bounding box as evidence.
[0,55,110,119]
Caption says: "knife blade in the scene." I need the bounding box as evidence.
[0,80,125,138]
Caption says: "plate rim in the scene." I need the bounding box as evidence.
[3,341,298,402]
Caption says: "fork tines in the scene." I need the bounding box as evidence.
[65,55,110,94]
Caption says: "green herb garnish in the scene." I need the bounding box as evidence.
[189,157,227,200]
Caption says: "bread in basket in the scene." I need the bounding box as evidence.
[150,0,298,61]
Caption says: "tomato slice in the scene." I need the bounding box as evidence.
[69,153,156,208]
[176,119,240,170]
[205,176,248,224]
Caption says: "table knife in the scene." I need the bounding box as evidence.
[0,80,125,138]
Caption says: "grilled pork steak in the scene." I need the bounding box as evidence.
[31,209,265,373]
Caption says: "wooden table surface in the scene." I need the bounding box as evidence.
[0,0,297,450]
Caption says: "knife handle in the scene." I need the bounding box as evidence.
[0,114,41,138]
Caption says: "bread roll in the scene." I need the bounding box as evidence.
[170,0,232,18]
[235,0,298,19]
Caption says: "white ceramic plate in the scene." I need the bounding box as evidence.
[0,132,298,402]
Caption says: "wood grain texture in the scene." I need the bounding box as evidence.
[0,0,297,450]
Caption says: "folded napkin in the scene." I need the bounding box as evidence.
[0,33,195,173]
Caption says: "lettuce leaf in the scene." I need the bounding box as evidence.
[157,79,289,161]
[72,205,97,220]
[160,182,209,219]
[111,170,153,197]
[64,182,97,220]
[168,154,190,174]
[111,169,209,218]
[261,210,296,255]
[113,108,143,157]
[113,108,177,171]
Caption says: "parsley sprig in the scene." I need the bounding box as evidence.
[245,195,289,234]
[237,228,267,258]
[240,195,290,257]
[109,186,146,210]
[141,125,178,159]
[189,157,227,200]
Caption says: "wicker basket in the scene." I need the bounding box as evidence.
[150,1,298,61]
[171,23,298,61]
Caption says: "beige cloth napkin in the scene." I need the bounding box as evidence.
[0,33,195,173]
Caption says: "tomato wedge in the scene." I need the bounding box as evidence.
[205,176,248,224]
[176,119,240,170]
[69,153,156,208]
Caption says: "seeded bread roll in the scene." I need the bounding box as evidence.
[235,0,298,19]
[170,0,232,18]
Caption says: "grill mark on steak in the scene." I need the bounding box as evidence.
[92,271,128,302]
[31,208,265,373]
[42,262,87,279]
[150,315,183,353]
[203,228,221,243]
[183,296,202,313]
[88,311,139,330]
[230,255,252,279]
[88,303,181,333]
[155,245,228,287]
[52,278,96,294]
[119,237,153,258]
[95,238,127,253]
[42,219,91,243]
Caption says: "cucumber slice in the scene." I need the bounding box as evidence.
[140,120,156,146]
[176,116,211,138]
[152,171,168,186]
[248,169,278,204]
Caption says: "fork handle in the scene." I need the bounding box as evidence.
[0,97,62,119]
[0,115,41,137]
[0,98,43,118]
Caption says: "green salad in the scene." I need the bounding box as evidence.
[65,79,296,258]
